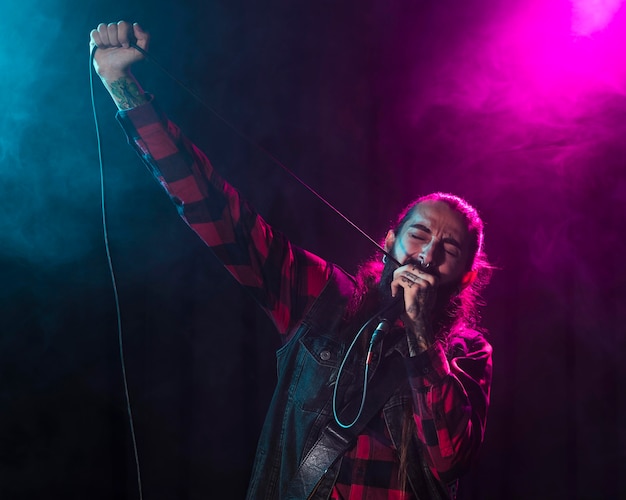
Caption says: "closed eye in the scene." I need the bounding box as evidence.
[443,240,461,257]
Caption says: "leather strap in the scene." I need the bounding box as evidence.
[285,351,407,499]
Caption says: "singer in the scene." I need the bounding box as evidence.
[91,21,493,500]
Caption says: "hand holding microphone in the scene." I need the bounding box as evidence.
[390,259,439,352]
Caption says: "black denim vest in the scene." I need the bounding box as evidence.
[245,265,449,500]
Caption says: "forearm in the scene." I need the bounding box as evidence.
[406,318,434,356]
[99,71,148,110]
[406,337,492,481]
[412,375,483,481]
[116,101,330,334]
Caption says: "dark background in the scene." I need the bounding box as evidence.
[1,0,625,498]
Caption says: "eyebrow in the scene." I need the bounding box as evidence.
[410,223,463,249]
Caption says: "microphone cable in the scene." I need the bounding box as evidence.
[126,42,408,430]
[128,42,401,267]
[331,297,401,428]
[89,44,143,500]
[89,38,405,500]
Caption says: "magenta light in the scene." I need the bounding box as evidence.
[572,0,624,35]
[484,0,626,95]
[406,0,626,139]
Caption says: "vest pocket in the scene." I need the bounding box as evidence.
[295,334,358,415]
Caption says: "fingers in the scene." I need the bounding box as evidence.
[89,26,103,48]
[90,21,136,49]
[391,264,436,297]
[390,265,438,325]
[132,23,150,50]
[90,21,149,79]
[107,22,122,47]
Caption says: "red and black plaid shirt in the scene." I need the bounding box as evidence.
[117,99,492,499]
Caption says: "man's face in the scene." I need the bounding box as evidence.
[385,200,471,287]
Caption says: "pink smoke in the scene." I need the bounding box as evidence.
[572,0,624,35]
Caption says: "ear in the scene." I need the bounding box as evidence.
[384,230,395,253]
[459,270,478,290]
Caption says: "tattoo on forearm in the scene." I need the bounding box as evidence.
[407,333,428,356]
[109,78,147,109]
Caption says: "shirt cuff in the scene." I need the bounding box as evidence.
[115,94,159,134]
[404,341,450,388]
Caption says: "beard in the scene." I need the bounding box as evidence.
[347,256,459,336]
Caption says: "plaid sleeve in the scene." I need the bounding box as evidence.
[404,334,493,483]
[116,99,331,335]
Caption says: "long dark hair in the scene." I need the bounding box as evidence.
[395,192,492,341]
[396,193,492,495]
[350,192,492,344]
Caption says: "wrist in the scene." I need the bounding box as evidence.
[407,331,430,356]
[97,65,126,80]
[103,73,147,110]
[405,318,433,356]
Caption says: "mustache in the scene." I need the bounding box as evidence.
[405,257,441,278]
[378,256,440,302]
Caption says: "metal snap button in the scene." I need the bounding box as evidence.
[320,350,331,361]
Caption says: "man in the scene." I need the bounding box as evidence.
[90,21,493,500]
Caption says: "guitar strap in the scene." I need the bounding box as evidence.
[285,351,407,499]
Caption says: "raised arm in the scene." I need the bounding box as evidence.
[90,21,149,110]
[89,21,331,336]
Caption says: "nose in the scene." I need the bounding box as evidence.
[419,241,438,268]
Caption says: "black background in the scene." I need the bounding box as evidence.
[1,0,625,498]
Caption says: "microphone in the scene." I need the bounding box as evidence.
[369,296,404,347]
[366,298,403,365]
[370,319,392,345]
[369,256,435,348]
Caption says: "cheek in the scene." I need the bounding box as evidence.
[393,238,412,258]
[441,257,469,284]
[398,236,424,255]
